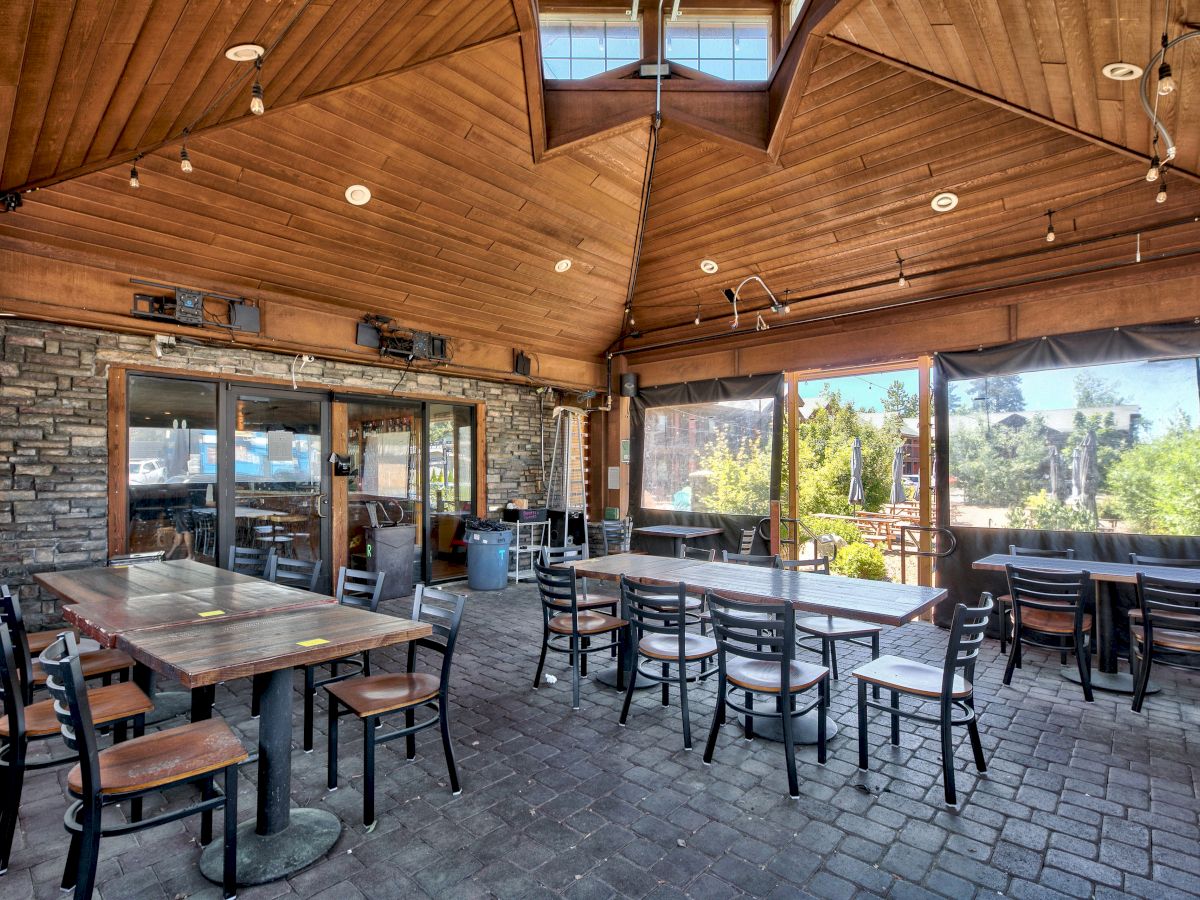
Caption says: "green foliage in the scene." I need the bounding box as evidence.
[798,515,863,546]
[952,412,1050,506]
[694,428,772,515]
[882,380,918,417]
[1007,490,1098,531]
[791,392,898,516]
[830,542,888,580]
[984,375,1025,412]
[1107,424,1200,536]
[1073,372,1125,407]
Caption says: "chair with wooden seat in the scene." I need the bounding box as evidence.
[542,545,621,661]
[738,528,756,555]
[600,519,632,556]
[0,627,153,876]
[267,555,322,592]
[722,551,782,568]
[326,585,466,826]
[227,545,272,578]
[703,590,828,798]
[533,559,627,709]
[618,576,717,749]
[298,567,385,751]
[995,546,1075,653]
[1,591,131,706]
[40,633,246,899]
[0,584,80,657]
[1129,573,1200,713]
[1002,564,1094,701]
[853,593,992,806]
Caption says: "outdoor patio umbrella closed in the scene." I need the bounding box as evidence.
[848,437,865,506]
[1075,430,1098,520]
[890,444,906,505]
[1047,445,1062,500]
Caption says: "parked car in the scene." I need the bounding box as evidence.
[128,459,165,484]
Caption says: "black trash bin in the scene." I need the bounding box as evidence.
[466,527,514,591]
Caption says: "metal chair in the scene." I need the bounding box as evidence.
[738,528,756,555]
[0,583,87,656]
[600,519,632,556]
[1002,564,1094,702]
[853,594,992,806]
[0,626,152,876]
[40,633,246,899]
[327,585,466,825]
[532,559,627,709]
[267,555,322,592]
[682,546,715,562]
[996,545,1075,653]
[298,567,385,751]
[227,545,272,578]
[1128,553,1200,568]
[703,590,828,798]
[618,577,717,749]
[722,551,781,568]
[1129,573,1200,713]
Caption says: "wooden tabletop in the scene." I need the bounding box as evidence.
[567,553,946,626]
[972,554,1200,585]
[35,559,254,606]
[63,582,335,648]
[115,605,431,687]
[633,526,725,539]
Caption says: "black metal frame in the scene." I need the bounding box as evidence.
[996,546,1075,654]
[703,590,827,798]
[855,594,992,806]
[267,555,322,592]
[722,551,781,568]
[1130,573,1200,713]
[1002,564,1095,701]
[40,634,239,900]
[326,585,465,826]
[682,546,716,562]
[617,576,717,749]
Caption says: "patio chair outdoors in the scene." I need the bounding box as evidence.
[267,555,322,592]
[227,545,272,578]
[722,551,781,568]
[996,545,1075,654]
[1129,573,1200,713]
[1002,564,1094,702]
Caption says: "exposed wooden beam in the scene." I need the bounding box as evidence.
[826,36,1200,187]
[13,30,523,194]
[510,0,549,162]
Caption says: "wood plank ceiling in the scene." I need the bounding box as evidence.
[0,0,1198,361]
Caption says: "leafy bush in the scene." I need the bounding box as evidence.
[798,515,863,546]
[1007,490,1098,531]
[830,542,888,581]
[1107,424,1200,535]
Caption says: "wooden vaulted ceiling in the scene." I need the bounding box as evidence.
[1,0,1199,364]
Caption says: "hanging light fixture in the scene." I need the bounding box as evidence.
[1044,210,1055,243]
[1146,153,1161,181]
[250,57,265,115]
[896,251,907,287]
[179,129,193,174]
[1157,178,1168,204]
[694,303,701,326]
[129,155,142,189]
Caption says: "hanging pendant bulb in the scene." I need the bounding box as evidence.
[1157,61,1177,96]
[1157,179,1168,204]
[180,146,193,174]
[250,58,265,115]
[694,304,701,326]
[129,160,140,189]
[1044,210,1055,243]
[1146,155,1161,182]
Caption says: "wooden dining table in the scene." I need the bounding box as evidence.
[972,553,1200,693]
[566,553,947,743]
[633,525,725,558]
[34,560,431,886]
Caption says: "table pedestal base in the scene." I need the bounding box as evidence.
[199,808,340,886]
[1062,669,1159,695]
[748,711,837,745]
[145,690,191,725]
[593,666,654,690]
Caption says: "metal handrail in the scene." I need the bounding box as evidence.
[899,524,958,583]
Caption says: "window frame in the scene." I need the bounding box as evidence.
[539,12,644,81]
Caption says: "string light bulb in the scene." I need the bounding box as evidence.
[1157,60,1177,96]
[1146,155,1161,182]
[694,304,701,326]
[896,252,907,287]
[129,156,141,189]
[250,57,265,115]
[1157,179,1168,204]
[179,144,192,174]
[1044,210,1055,243]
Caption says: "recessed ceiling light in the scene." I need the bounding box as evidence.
[1102,62,1143,81]
[699,259,719,274]
[345,184,371,206]
[931,191,959,212]
[225,43,265,62]
[554,259,572,273]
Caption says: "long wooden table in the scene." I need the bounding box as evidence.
[33,560,431,886]
[568,553,946,626]
[633,525,724,558]
[972,553,1200,692]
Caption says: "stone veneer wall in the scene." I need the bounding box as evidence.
[0,318,556,622]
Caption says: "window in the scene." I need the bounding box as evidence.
[947,357,1200,535]
[541,16,641,79]
[641,399,774,514]
[665,16,771,80]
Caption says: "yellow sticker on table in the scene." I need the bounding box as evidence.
[297,638,329,647]
[198,610,226,618]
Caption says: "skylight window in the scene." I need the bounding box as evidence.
[541,16,641,80]
[665,17,771,81]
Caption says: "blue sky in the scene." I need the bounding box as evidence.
[795,370,919,413]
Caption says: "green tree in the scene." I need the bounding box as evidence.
[882,379,918,417]
[791,392,898,516]
[1007,490,1098,531]
[984,375,1025,412]
[694,428,772,515]
[1073,372,1125,407]
[1107,422,1200,535]
[951,412,1051,505]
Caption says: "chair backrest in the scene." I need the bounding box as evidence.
[1134,573,1200,646]
[534,557,579,623]
[268,556,322,592]
[620,576,688,648]
[682,546,716,562]
[738,528,756,555]
[228,545,272,577]
[1009,544,1075,559]
[408,585,466,693]
[1129,553,1200,568]
[0,586,35,702]
[38,633,98,795]
[0,623,27,744]
[941,593,994,696]
[601,519,631,556]
[541,545,584,567]
[722,551,781,568]
[106,551,165,566]
[706,589,795,683]
[780,557,830,574]
[1005,563,1092,629]
[336,567,386,612]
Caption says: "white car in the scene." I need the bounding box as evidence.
[129,459,165,484]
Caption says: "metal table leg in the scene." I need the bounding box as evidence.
[132,662,191,726]
[200,668,340,886]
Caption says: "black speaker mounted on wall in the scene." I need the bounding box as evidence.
[619,373,638,397]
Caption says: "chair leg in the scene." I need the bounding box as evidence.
[1003,624,1020,685]
[889,690,900,745]
[678,660,692,750]
[1075,633,1094,703]
[661,662,670,708]
[966,703,987,773]
[619,658,639,726]
[870,634,881,700]
[0,737,27,874]
[857,680,869,770]
[1131,646,1153,713]
[743,691,754,740]
[780,693,799,799]
[405,708,416,760]
[940,701,957,806]
[222,765,238,899]
[200,776,215,845]
[61,804,82,891]
[580,637,589,677]
[703,682,725,764]
[570,636,581,710]
[817,680,828,765]
[327,698,339,790]
[532,626,549,688]
[73,801,102,900]
[363,717,376,827]
[820,641,831,708]
[303,666,316,752]
[828,641,839,681]
[997,603,1007,655]
[439,702,461,796]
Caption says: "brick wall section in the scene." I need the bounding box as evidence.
[0,318,557,622]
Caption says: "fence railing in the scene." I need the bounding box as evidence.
[898,524,957,583]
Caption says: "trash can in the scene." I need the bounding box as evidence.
[466,527,513,591]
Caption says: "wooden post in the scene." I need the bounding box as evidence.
[769,499,781,556]
[786,370,799,528]
[330,402,348,581]
[917,356,933,586]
